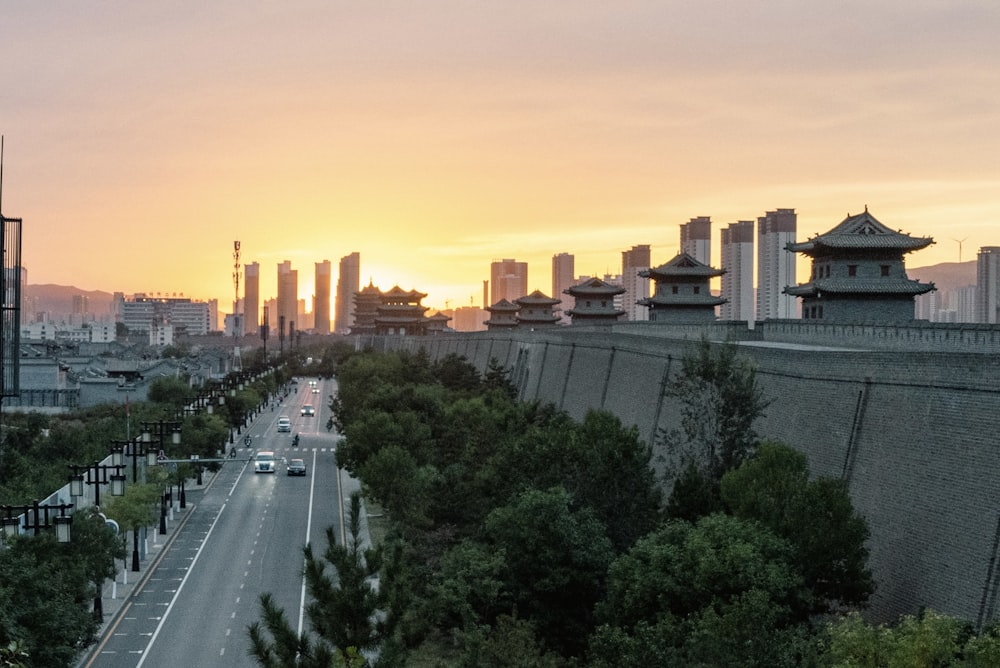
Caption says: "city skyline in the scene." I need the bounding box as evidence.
[3,3,999,311]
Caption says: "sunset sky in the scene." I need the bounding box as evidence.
[2,2,999,313]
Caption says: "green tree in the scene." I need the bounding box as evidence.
[103,478,162,571]
[147,376,194,408]
[432,353,482,393]
[663,338,769,485]
[250,493,384,666]
[720,441,873,615]
[821,610,974,667]
[429,539,509,632]
[0,512,121,667]
[483,486,614,657]
[458,614,563,668]
[593,514,807,667]
[482,357,517,401]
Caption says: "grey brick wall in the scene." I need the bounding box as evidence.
[390,324,1000,625]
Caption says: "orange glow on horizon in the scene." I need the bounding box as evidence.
[4,3,998,315]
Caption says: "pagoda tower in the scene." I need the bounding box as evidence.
[515,290,561,328]
[425,311,451,335]
[350,280,382,335]
[485,299,520,330]
[639,252,725,323]
[375,286,429,335]
[784,208,935,322]
[564,278,626,325]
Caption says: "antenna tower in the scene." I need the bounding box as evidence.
[232,241,243,372]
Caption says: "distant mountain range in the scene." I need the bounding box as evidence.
[24,284,116,317]
[907,261,976,291]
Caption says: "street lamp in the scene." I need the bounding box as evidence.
[112,439,160,571]
[67,463,126,507]
[0,501,74,543]
[142,420,181,515]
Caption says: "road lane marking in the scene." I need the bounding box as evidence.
[135,503,228,667]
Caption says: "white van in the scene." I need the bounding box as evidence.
[277,416,291,433]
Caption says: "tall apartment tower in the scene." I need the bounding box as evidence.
[680,216,712,266]
[551,253,575,324]
[756,208,798,320]
[276,260,298,338]
[976,247,1000,323]
[621,245,651,321]
[314,260,331,334]
[244,262,260,336]
[335,252,361,334]
[720,221,755,322]
[490,258,528,305]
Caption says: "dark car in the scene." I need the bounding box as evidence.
[287,458,307,476]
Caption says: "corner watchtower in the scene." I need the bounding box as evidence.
[784,208,935,322]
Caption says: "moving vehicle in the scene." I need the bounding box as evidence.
[277,416,292,432]
[300,404,315,417]
[287,458,307,476]
[254,451,276,474]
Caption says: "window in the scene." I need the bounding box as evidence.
[693,286,701,294]
[671,286,679,294]
[848,265,858,277]
[881,265,890,277]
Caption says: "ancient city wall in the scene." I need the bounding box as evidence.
[401,326,1000,626]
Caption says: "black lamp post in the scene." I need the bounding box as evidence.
[68,462,126,507]
[142,420,181,517]
[0,501,74,543]
[112,441,159,571]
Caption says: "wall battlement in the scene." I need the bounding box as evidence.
[369,320,1000,626]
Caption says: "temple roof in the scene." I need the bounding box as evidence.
[565,277,626,296]
[516,290,560,306]
[787,208,934,254]
[784,277,936,297]
[381,285,428,300]
[487,298,520,313]
[641,252,725,279]
[639,294,726,307]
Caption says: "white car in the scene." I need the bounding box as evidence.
[301,404,315,417]
[254,451,276,474]
[277,416,292,432]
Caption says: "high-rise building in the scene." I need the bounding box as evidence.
[720,221,755,322]
[335,252,360,334]
[621,245,651,321]
[551,253,574,324]
[452,306,488,332]
[314,260,331,334]
[490,258,528,305]
[244,262,260,336]
[756,208,798,320]
[680,216,712,266]
[276,260,298,339]
[976,247,1000,323]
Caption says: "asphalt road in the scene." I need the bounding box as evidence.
[83,377,351,667]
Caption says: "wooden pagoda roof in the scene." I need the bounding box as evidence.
[784,277,935,297]
[787,208,934,255]
[641,252,725,280]
[565,277,626,296]
[515,290,560,307]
